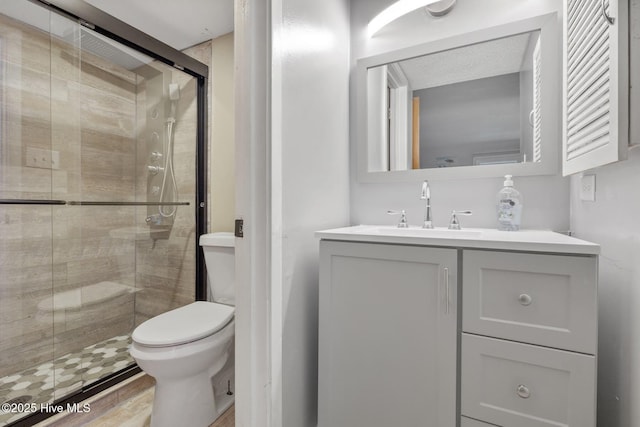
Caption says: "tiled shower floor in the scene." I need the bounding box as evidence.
[0,335,133,426]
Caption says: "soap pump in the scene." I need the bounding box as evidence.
[496,174,523,231]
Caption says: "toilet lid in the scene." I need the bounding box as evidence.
[132,301,234,347]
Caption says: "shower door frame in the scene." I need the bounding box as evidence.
[11,0,209,423]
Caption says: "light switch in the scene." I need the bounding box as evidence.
[580,174,596,202]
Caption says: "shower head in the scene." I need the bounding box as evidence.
[62,28,148,70]
[169,83,180,101]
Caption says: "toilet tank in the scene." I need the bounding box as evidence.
[199,232,235,305]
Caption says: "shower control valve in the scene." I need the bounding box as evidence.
[147,165,164,175]
[145,214,162,225]
[150,151,163,162]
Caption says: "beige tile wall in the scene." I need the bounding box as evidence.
[0,13,207,378]
[1,14,57,376]
[130,41,210,325]
[209,33,235,233]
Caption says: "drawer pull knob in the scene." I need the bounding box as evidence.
[518,294,532,306]
[517,384,531,399]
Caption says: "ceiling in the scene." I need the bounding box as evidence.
[397,31,537,89]
[83,0,234,51]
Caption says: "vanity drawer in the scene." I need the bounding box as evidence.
[461,333,596,427]
[462,250,597,353]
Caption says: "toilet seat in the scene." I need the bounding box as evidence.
[132,301,234,347]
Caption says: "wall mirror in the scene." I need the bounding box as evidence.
[357,13,559,182]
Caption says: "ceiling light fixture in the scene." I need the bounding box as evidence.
[425,0,457,17]
[367,0,456,37]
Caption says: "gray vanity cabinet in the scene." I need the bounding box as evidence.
[317,240,457,427]
[317,227,599,427]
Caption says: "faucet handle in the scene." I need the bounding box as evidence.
[387,210,409,228]
[448,210,472,230]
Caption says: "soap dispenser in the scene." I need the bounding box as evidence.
[496,174,522,231]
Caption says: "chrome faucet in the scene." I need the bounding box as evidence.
[420,180,434,229]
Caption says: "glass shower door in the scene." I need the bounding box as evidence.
[0,3,58,424]
[0,2,199,425]
[48,11,138,401]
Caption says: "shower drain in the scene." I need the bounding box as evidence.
[5,395,32,405]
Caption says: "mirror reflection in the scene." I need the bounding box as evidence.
[367,30,542,172]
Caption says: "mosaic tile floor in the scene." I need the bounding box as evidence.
[0,335,133,426]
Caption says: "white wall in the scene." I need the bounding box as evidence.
[234,0,270,425]
[415,73,521,169]
[367,65,389,171]
[210,33,236,232]
[569,3,640,425]
[569,148,640,427]
[350,0,569,231]
[271,0,351,426]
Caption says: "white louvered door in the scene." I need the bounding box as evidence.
[563,0,628,175]
[533,37,542,163]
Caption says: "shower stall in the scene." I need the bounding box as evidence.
[0,1,207,425]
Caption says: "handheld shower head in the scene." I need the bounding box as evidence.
[159,82,180,219]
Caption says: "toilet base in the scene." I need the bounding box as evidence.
[147,346,235,427]
[150,373,216,427]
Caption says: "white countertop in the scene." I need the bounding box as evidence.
[315,225,600,255]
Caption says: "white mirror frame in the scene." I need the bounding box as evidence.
[357,12,559,183]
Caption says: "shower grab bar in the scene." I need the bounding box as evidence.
[0,199,189,206]
[0,199,66,205]
[67,201,190,206]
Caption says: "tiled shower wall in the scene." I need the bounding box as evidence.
[0,13,204,379]
[131,41,211,326]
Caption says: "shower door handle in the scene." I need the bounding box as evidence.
[0,199,66,205]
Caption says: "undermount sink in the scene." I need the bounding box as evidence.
[356,225,483,239]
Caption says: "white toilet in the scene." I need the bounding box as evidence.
[130,232,236,427]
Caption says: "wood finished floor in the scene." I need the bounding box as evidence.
[83,387,235,427]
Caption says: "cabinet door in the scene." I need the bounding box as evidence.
[562,0,628,175]
[318,241,457,427]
